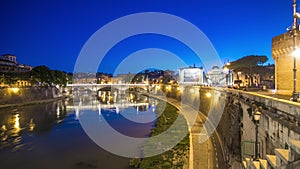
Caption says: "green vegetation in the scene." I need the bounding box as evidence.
[130,102,189,169]
[0,72,30,85]
[1,65,72,87]
[30,65,72,87]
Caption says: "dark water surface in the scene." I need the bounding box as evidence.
[0,95,156,169]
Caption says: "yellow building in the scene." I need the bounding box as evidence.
[272,31,300,95]
[16,80,31,86]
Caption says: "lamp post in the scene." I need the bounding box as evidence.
[223,67,229,86]
[292,0,299,102]
[253,110,261,161]
[223,62,232,86]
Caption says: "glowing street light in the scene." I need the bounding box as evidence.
[292,47,300,58]
[205,92,212,98]
[223,67,229,73]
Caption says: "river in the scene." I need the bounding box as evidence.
[0,92,158,169]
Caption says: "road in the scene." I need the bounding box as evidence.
[157,96,227,169]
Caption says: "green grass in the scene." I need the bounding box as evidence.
[130,102,190,169]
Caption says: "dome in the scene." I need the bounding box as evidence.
[212,65,220,70]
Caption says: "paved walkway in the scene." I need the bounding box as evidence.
[232,88,299,101]
[157,96,225,169]
[249,90,292,100]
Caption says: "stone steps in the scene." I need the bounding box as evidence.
[274,148,290,167]
[243,139,300,169]
[259,159,267,169]
[266,155,276,168]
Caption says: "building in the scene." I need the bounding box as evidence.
[260,64,275,89]
[178,67,204,85]
[206,65,228,86]
[232,71,261,88]
[0,54,33,86]
[0,54,32,73]
[272,31,300,95]
[73,72,97,84]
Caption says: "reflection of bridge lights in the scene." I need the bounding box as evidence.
[75,108,80,120]
[152,107,156,112]
[1,125,7,131]
[98,104,102,116]
[205,92,212,98]
[116,106,120,114]
[151,103,156,112]
[29,118,35,132]
[14,114,20,132]
[56,107,60,118]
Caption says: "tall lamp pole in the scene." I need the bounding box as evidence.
[292,0,299,102]
[253,110,261,161]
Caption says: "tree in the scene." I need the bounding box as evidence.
[0,72,30,86]
[52,70,67,87]
[67,72,73,84]
[226,55,268,87]
[30,65,54,86]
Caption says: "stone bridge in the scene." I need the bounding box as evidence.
[66,83,150,94]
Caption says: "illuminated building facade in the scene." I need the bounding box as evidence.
[272,32,300,95]
[206,65,227,86]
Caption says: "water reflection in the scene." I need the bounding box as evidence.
[0,100,68,151]
[0,91,160,169]
[29,118,35,132]
[13,114,20,133]
[74,91,160,157]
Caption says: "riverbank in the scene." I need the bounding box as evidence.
[129,98,190,169]
[0,86,67,109]
[0,95,68,109]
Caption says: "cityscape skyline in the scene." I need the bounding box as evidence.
[1,1,300,168]
[0,0,293,73]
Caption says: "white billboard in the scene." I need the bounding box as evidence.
[179,68,203,84]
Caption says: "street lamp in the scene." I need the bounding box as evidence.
[205,92,212,98]
[253,110,261,161]
[291,0,299,102]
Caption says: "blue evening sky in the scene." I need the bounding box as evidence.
[0,0,294,73]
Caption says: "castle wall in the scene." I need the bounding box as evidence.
[272,32,300,95]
